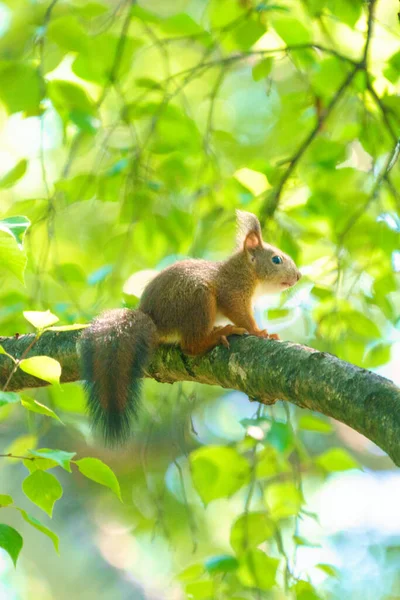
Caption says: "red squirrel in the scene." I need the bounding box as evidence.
[80,211,301,444]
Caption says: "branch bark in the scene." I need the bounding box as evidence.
[0,330,399,465]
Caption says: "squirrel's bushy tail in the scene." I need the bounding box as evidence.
[80,309,158,445]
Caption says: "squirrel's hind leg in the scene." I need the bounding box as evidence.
[182,325,247,355]
[178,288,247,355]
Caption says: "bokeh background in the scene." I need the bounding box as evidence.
[0,0,399,598]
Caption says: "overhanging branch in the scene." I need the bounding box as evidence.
[0,330,399,466]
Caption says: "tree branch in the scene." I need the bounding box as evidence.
[0,330,399,466]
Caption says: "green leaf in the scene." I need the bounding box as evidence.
[315,448,360,472]
[0,495,13,507]
[19,356,62,385]
[161,13,207,37]
[230,512,275,554]
[293,535,320,547]
[0,230,27,283]
[185,581,215,599]
[292,580,322,600]
[49,381,85,414]
[177,563,204,581]
[256,446,289,478]
[0,216,30,247]
[0,62,42,114]
[0,524,23,567]
[75,458,122,501]
[311,286,332,300]
[267,421,294,453]
[307,138,346,169]
[316,305,382,341]
[316,562,339,577]
[265,482,302,519]
[272,16,311,44]
[76,2,108,18]
[328,0,362,27]
[72,34,138,84]
[310,57,349,99]
[363,342,391,368]
[131,5,161,24]
[69,110,97,134]
[0,160,27,189]
[0,345,14,359]
[23,310,59,329]
[190,446,250,504]
[252,57,273,82]
[28,449,76,473]
[18,509,59,553]
[257,3,289,12]
[204,555,238,574]
[346,311,381,339]
[384,51,400,83]
[151,110,201,154]
[231,19,266,51]
[266,308,290,320]
[237,549,279,591]
[22,471,63,517]
[21,397,62,422]
[0,391,20,407]
[23,457,59,473]
[298,414,333,433]
[208,0,244,28]
[234,167,270,196]
[47,15,88,53]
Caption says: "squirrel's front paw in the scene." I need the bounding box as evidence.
[252,329,279,340]
[218,326,248,349]
[220,335,230,349]
[268,332,279,340]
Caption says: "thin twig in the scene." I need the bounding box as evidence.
[338,136,400,241]
[0,454,43,461]
[259,0,380,222]
[2,334,40,392]
[260,63,360,224]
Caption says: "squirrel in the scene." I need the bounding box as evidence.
[80,211,301,445]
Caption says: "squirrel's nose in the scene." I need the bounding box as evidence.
[296,271,302,281]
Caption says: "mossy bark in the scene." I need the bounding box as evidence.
[0,331,399,465]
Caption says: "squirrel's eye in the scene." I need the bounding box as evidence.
[272,255,283,265]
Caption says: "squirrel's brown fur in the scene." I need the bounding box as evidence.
[80,211,301,444]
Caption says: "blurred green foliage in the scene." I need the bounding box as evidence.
[0,0,399,598]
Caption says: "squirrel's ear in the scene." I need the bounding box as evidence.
[244,232,261,250]
[236,210,263,250]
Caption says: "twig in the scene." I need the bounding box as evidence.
[366,79,399,143]
[259,0,380,222]
[362,0,377,68]
[0,454,43,461]
[338,136,400,241]
[2,334,40,392]
[260,63,360,224]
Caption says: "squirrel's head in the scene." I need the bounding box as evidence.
[236,210,301,294]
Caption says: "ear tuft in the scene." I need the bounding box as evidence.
[236,210,263,250]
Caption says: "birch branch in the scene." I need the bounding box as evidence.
[0,330,399,466]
